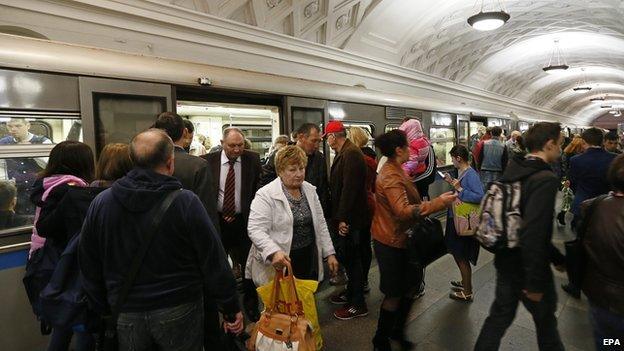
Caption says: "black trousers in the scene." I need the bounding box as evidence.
[218,214,258,316]
[475,253,564,351]
[339,227,367,307]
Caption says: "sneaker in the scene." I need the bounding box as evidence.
[333,305,369,320]
[329,291,348,305]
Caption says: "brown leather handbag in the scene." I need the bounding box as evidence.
[247,261,315,351]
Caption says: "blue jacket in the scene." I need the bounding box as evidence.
[79,168,239,314]
[569,148,617,215]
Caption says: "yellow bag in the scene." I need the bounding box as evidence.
[256,271,322,350]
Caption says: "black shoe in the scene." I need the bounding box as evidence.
[561,284,581,299]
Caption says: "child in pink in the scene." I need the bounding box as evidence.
[399,119,431,179]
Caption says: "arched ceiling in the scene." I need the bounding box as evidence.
[161,0,624,124]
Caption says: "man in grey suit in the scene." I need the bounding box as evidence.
[153,112,219,229]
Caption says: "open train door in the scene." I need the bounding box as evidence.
[78,77,173,157]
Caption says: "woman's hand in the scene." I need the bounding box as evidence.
[223,312,244,335]
[438,191,458,207]
[326,254,339,277]
[338,222,350,236]
[269,250,291,269]
[450,179,462,191]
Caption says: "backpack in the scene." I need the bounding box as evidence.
[39,232,89,329]
[475,181,522,252]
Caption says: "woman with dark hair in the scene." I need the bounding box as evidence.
[443,145,484,302]
[91,143,133,187]
[27,141,95,351]
[371,130,456,351]
[581,154,624,349]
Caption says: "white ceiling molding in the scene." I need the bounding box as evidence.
[0,0,608,124]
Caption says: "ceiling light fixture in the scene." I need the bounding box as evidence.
[590,97,605,102]
[572,68,592,92]
[543,39,569,74]
[609,110,618,115]
[467,0,510,31]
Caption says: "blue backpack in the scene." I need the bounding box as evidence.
[39,233,89,329]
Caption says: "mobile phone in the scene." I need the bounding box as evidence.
[437,171,446,178]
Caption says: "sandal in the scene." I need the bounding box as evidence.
[449,291,473,302]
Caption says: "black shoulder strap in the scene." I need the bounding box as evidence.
[578,194,608,240]
[110,189,182,318]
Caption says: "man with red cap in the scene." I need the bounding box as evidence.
[325,120,370,320]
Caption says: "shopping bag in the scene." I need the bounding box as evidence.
[452,199,480,236]
[252,263,320,350]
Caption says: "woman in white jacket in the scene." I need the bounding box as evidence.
[246,145,339,286]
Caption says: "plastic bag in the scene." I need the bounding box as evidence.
[257,277,322,350]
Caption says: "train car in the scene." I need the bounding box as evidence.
[0,32,568,349]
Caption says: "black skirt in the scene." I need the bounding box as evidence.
[374,240,422,298]
[289,243,318,281]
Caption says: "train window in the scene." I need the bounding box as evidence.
[93,93,166,152]
[292,107,323,133]
[328,122,375,165]
[0,155,50,233]
[431,113,453,127]
[487,118,503,127]
[0,117,82,146]
[458,120,469,147]
[179,102,280,160]
[430,127,456,166]
[518,121,530,132]
[384,123,400,132]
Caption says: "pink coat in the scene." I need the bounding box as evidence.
[399,119,431,178]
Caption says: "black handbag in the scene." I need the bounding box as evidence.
[564,194,607,289]
[406,216,447,267]
[96,189,181,351]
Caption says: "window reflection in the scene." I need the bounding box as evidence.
[430,127,456,166]
[0,156,47,230]
[0,117,81,145]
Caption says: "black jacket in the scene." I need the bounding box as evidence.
[78,168,239,314]
[329,139,369,231]
[35,183,106,250]
[173,146,219,231]
[259,148,330,216]
[500,156,561,293]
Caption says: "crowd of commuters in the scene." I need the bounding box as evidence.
[14,111,624,351]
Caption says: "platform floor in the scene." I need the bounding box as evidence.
[314,212,594,351]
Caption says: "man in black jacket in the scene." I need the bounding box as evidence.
[475,122,564,351]
[79,129,242,350]
[259,123,330,215]
[325,120,370,320]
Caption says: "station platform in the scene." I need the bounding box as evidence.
[314,214,593,351]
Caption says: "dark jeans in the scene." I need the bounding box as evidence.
[362,224,373,285]
[117,299,204,351]
[47,328,94,351]
[340,228,367,307]
[475,253,564,351]
[589,302,624,351]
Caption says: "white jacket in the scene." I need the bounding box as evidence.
[245,177,336,287]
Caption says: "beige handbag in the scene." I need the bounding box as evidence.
[247,262,315,351]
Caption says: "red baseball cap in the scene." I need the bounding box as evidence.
[322,120,345,137]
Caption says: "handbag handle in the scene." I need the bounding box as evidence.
[267,260,304,316]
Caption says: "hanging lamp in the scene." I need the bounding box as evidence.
[572,68,592,92]
[543,39,569,73]
[467,0,510,31]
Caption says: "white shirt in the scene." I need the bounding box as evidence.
[217,150,241,213]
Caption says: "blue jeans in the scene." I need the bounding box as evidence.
[480,170,502,190]
[589,303,624,351]
[47,327,94,351]
[117,299,204,351]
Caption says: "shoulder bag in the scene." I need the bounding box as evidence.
[97,189,182,351]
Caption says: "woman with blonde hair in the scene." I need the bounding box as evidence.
[246,145,338,285]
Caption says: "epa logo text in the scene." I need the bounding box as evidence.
[603,339,620,346]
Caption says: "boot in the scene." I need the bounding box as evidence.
[372,308,396,351]
[391,297,415,351]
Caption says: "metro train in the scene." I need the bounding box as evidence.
[0,33,585,350]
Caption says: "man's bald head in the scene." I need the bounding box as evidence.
[130,129,174,171]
